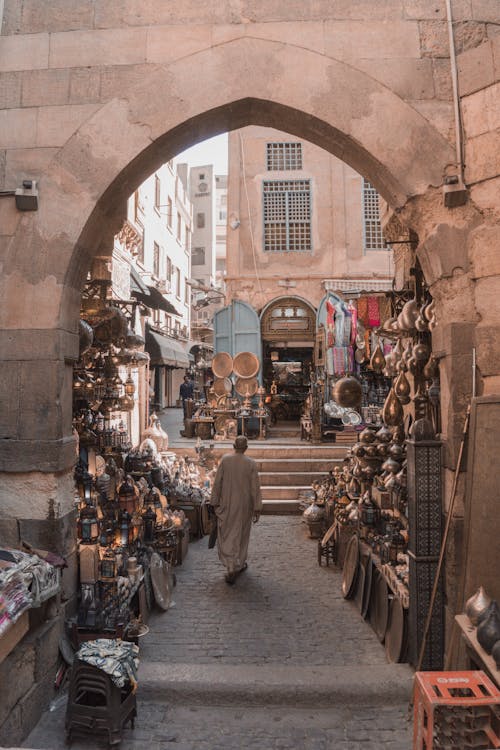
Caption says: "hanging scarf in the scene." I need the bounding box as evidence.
[357,297,369,327]
[367,296,380,328]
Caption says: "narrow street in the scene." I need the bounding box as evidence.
[24,516,412,750]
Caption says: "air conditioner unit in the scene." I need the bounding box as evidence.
[155,279,171,294]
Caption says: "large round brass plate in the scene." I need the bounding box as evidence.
[353,558,366,612]
[235,376,258,397]
[370,573,389,642]
[233,351,260,378]
[212,352,233,378]
[213,377,232,396]
[341,535,359,599]
[385,596,407,663]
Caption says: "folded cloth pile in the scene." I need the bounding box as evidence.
[0,547,60,633]
[76,639,140,691]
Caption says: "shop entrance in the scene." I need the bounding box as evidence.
[260,298,316,424]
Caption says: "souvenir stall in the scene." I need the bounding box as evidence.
[71,279,216,643]
[185,351,270,441]
[305,276,445,669]
[308,292,393,441]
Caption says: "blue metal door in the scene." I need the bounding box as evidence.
[214,301,262,381]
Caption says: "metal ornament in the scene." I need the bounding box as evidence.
[382,388,404,426]
[370,345,386,373]
[394,371,411,405]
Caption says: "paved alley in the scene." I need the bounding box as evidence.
[24,516,412,750]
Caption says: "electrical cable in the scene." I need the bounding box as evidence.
[238,132,263,294]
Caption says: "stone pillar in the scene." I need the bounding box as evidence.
[0,327,79,599]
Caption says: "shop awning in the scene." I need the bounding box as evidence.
[131,275,180,316]
[146,328,190,368]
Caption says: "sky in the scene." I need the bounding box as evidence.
[175,133,229,175]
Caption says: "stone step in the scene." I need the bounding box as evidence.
[261,485,308,500]
[261,499,301,514]
[255,457,342,472]
[139,662,414,708]
[259,471,327,486]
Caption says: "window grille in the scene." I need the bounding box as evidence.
[176,212,182,241]
[362,179,387,251]
[166,256,172,281]
[154,175,161,209]
[263,179,311,253]
[266,142,302,171]
[167,196,173,227]
[196,212,205,229]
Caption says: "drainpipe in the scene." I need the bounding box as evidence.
[443,0,468,206]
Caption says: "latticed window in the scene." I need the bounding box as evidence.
[263,179,311,253]
[362,179,387,251]
[266,142,303,171]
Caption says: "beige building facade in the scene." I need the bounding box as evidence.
[226,126,393,312]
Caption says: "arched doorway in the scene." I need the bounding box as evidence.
[260,296,316,423]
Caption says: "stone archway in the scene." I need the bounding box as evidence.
[0,33,491,623]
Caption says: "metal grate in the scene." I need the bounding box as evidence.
[362,178,387,251]
[266,142,302,171]
[263,179,311,253]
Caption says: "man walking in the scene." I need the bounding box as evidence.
[210,436,262,584]
[179,374,194,417]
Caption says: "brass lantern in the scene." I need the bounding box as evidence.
[118,475,137,514]
[100,547,117,580]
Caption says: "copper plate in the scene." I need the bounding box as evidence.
[370,572,389,642]
[233,351,260,378]
[212,352,233,378]
[235,376,258,397]
[385,595,407,663]
[354,558,366,613]
[213,377,232,396]
[341,535,359,599]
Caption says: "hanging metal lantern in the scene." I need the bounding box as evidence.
[117,475,137,514]
[124,373,135,397]
[382,388,404,427]
[370,345,386,373]
[143,506,156,544]
[100,547,117,580]
[78,501,99,544]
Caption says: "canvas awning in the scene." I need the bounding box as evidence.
[130,273,180,316]
[146,328,190,368]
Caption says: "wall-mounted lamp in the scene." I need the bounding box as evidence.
[0,180,39,210]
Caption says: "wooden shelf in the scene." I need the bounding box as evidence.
[0,611,29,665]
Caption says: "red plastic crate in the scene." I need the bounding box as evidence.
[413,671,500,750]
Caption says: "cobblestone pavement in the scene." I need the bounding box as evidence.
[23,517,412,750]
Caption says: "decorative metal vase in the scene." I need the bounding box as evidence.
[476,600,500,654]
[465,586,492,626]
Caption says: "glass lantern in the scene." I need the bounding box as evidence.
[78,500,99,544]
[143,506,156,544]
[100,547,117,580]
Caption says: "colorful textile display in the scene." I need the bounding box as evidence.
[76,638,140,691]
[367,296,380,328]
[0,548,60,634]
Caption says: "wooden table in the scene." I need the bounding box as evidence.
[455,613,500,688]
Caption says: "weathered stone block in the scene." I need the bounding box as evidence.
[469,224,500,279]
[0,71,22,109]
[19,506,76,555]
[474,275,500,324]
[25,616,64,682]
[432,58,453,99]
[419,20,449,57]
[0,517,20,546]
[0,108,38,150]
[462,88,490,138]
[475,325,500,376]
[35,103,100,148]
[21,68,70,108]
[0,199,22,236]
[146,25,212,65]
[0,33,49,73]
[493,33,500,80]
[472,0,500,24]
[19,0,95,34]
[0,437,77,473]
[405,0,471,21]
[324,20,421,60]
[0,361,20,439]
[458,40,495,95]
[19,668,56,744]
[0,637,35,726]
[1,0,22,35]
[69,68,101,104]
[465,129,500,184]
[99,63,155,101]
[355,58,435,100]
[431,321,475,358]
[49,28,148,69]
[418,223,470,282]
[5,147,59,189]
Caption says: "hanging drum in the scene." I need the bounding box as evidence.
[213,377,232,397]
[235,376,258,398]
[212,352,233,378]
[233,351,260,379]
[341,535,359,599]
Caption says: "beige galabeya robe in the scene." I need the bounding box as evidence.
[210,451,263,574]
